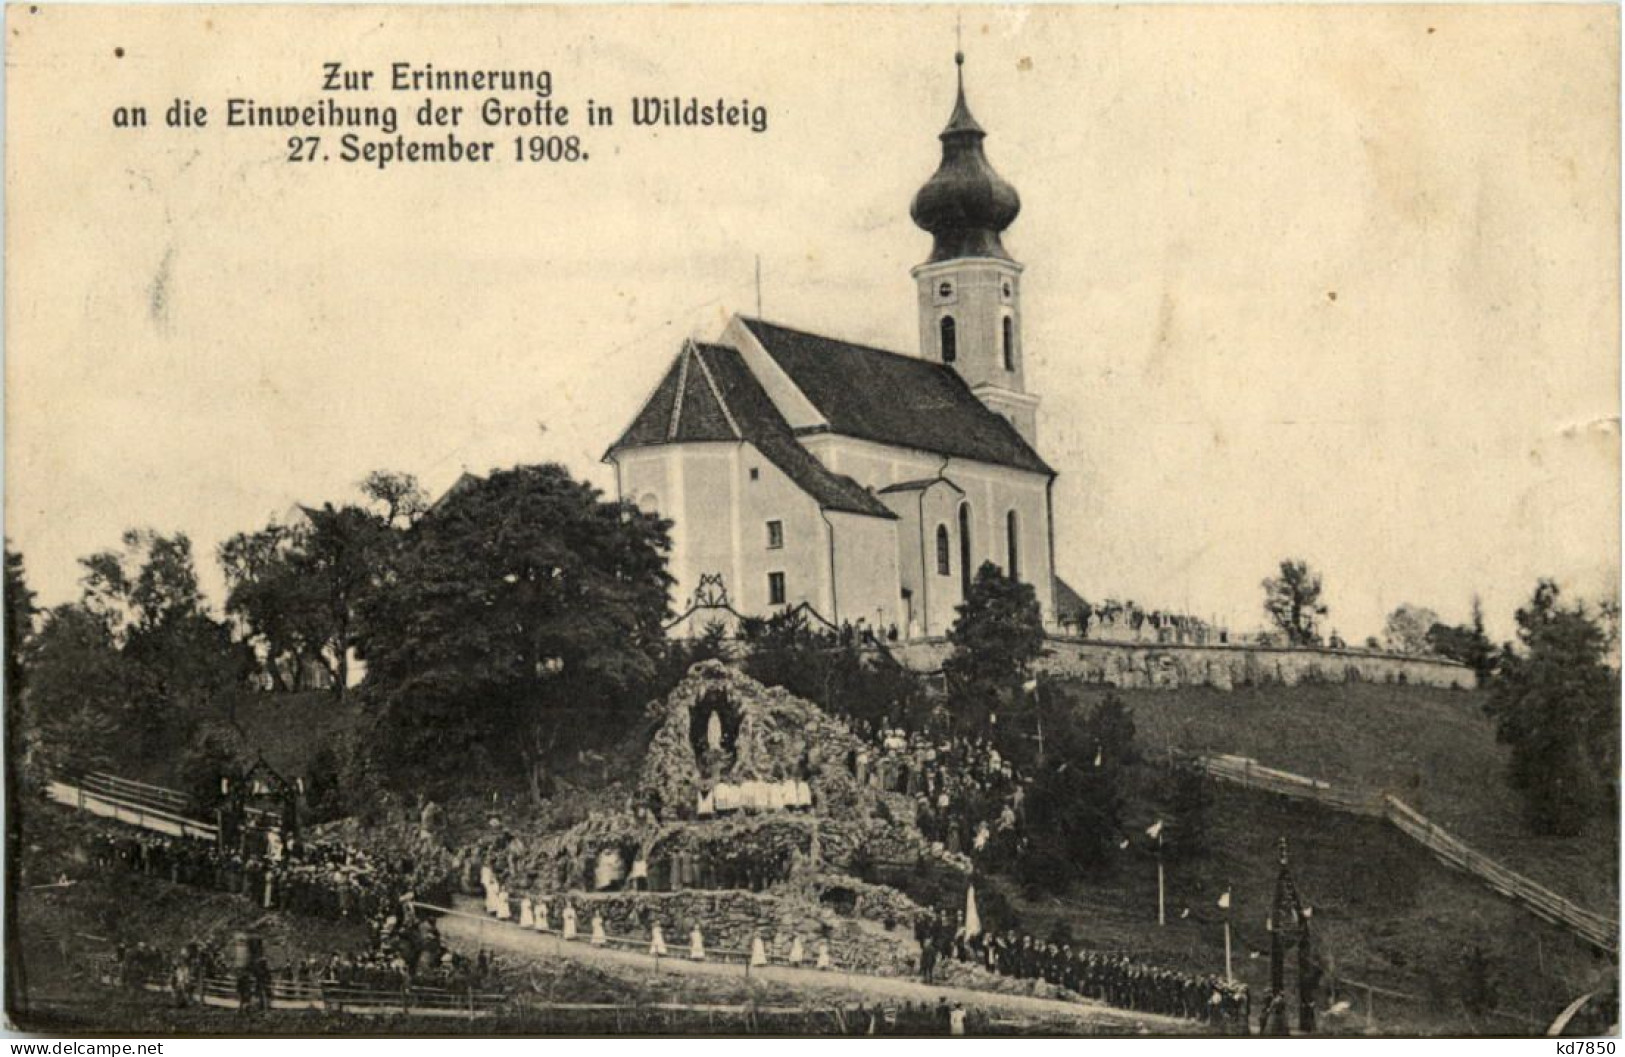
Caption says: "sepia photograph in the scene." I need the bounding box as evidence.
[2,2,1620,1040]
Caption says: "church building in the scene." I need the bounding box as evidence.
[606,55,1061,638]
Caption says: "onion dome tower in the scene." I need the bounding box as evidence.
[910,50,1038,446]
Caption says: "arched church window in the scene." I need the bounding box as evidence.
[1006,509,1020,580]
[958,502,973,599]
[1002,316,1015,371]
[936,525,951,576]
[940,316,957,364]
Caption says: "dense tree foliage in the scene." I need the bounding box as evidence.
[1426,596,1500,683]
[739,608,931,732]
[25,531,249,768]
[355,464,673,800]
[1382,603,1440,655]
[221,490,401,697]
[1262,558,1327,646]
[944,561,1045,731]
[6,545,35,703]
[1485,580,1619,835]
[1016,689,1138,892]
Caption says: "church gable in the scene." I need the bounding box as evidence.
[607,341,895,521]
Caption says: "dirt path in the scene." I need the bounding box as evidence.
[430,899,1194,1033]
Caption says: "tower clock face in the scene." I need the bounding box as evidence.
[1001,280,1014,302]
[935,280,956,305]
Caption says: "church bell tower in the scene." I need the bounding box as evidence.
[910,51,1039,447]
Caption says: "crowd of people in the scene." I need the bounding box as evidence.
[847,721,1030,864]
[915,909,1250,1030]
[83,819,502,1010]
[86,826,452,927]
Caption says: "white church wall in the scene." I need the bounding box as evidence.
[798,432,1056,628]
[616,440,842,633]
[733,445,829,620]
[825,509,904,634]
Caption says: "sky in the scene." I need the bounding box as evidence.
[6,4,1620,644]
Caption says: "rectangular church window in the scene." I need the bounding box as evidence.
[766,520,783,549]
[768,571,786,605]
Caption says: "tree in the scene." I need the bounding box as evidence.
[71,531,250,750]
[1153,758,1212,862]
[220,524,313,692]
[1262,559,1327,647]
[221,500,395,697]
[359,469,428,529]
[292,504,393,695]
[356,464,673,800]
[22,604,133,775]
[944,561,1045,714]
[1018,692,1136,892]
[1484,580,1619,834]
[1425,596,1499,683]
[1383,604,1440,654]
[3,544,36,1016]
[6,545,36,702]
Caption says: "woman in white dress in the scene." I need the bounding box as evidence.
[649,921,667,957]
[590,911,607,947]
[816,939,832,970]
[788,934,804,968]
[688,925,706,961]
[495,884,513,921]
[534,896,549,932]
[561,901,578,941]
[749,931,767,967]
[518,895,535,929]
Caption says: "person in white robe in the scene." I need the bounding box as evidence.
[749,931,767,967]
[561,901,578,941]
[495,884,513,921]
[689,925,706,961]
[649,921,667,957]
[519,896,535,929]
[706,710,723,753]
[816,939,832,970]
[534,897,549,932]
[788,934,804,967]
[590,912,607,947]
[481,864,501,916]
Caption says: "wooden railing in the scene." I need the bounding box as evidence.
[97,959,508,1017]
[1194,754,1618,951]
[46,776,218,842]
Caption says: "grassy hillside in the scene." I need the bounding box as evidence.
[993,784,1609,1035]
[1057,681,1618,916]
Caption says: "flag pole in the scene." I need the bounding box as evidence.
[1156,831,1165,927]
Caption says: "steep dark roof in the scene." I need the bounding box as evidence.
[1054,575,1087,620]
[740,318,1053,476]
[608,342,895,520]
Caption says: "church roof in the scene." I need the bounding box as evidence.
[1054,575,1088,620]
[740,318,1054,476]
[607,341,896,520]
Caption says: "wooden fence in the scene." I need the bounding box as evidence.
[1194,754,1618,951]
[97,959,509,1018]
[46,776,219,842]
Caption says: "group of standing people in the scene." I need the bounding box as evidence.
[846,721,1029,863]
[916,908,1250,1030]
[476,867,836,971]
